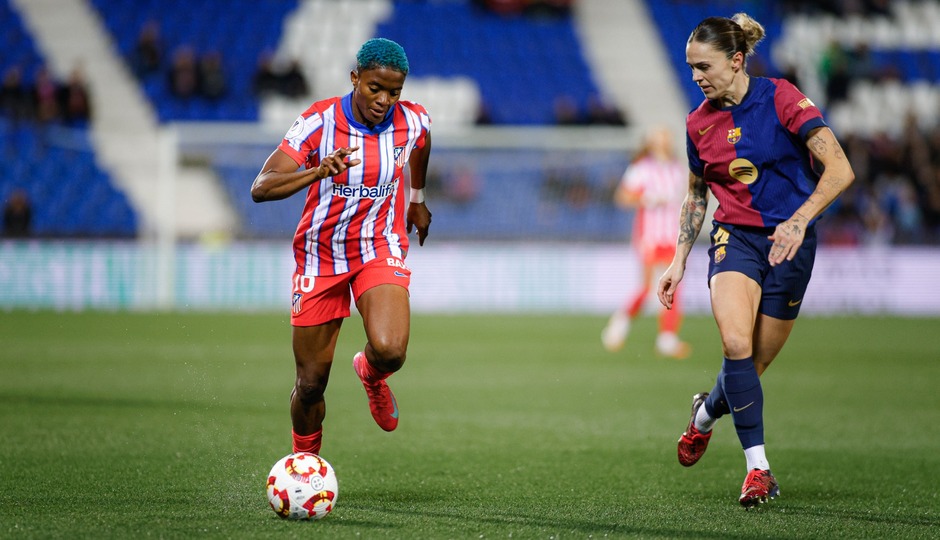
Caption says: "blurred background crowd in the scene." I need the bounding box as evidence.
[2,0,940,245]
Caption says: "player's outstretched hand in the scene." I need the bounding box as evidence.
[407,202,431,246]
[318,146,361,179]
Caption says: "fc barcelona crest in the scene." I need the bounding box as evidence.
[727,127,741,144]
[393,146,407,168]
[714,245,726,264]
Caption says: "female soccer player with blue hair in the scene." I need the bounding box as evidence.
[251,38,432,455]
[656,13,855,508]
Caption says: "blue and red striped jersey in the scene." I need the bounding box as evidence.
[686,77,827,228]
[278,93,431,276]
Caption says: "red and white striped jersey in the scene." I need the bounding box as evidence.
[621,156,687,251]
[277,93,431,276]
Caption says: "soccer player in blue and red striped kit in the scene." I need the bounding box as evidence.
[656,13,856,508]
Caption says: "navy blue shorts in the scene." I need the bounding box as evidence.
[706,221,817,320]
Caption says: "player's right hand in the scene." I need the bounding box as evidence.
[318,146,361,179]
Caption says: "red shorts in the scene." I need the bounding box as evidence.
[290,256,411,327]
[638,244,676,266]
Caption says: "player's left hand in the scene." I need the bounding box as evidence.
[407,202,431,246]
[767,214,807,266]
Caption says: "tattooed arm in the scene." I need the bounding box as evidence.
[768,127,856,266]
[657,172,709,309]
[675,172,710,265]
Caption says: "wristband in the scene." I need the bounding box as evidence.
[409,187,426,204]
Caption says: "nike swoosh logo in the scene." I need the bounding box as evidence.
[733,401,754,413]
[390,395,399,419]
[698,124,715,135]
[788,299,802,307]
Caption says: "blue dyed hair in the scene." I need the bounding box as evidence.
[356,38,409,75]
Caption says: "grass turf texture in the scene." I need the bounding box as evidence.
[1,311,938,539]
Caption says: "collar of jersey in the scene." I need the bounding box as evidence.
[342,93,394,134]
[710,76,762,111]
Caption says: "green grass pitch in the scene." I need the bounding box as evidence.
[1,311,938,538]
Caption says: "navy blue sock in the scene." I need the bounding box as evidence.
[720,356,764,449]
[704,371,730,418]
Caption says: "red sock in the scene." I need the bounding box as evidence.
[660,290,682,333]
[358,353,390,382]
[292,429,322,454]
[626,287,648,318]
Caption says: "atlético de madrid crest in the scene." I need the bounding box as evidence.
[727,127,742,144]
[394,146,407,167]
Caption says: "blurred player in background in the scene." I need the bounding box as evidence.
[601,127,691,359]
[656,13,855,508]
[251,38,432,455]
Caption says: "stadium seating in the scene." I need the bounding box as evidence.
[88,0,299,122]
[0,1,43,83]
[0,0,136,238]
[15,0,934,243]
[199,0,626,241]
[375,1,601,125]
[642,0,785,112]
[211,143,630,241]
[16,0,603,128]
[0,121,137,237]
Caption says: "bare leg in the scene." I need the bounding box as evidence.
[709,271,761,360]
[291,320,343,435]
[356,284,411,373]
[752,314,796,376]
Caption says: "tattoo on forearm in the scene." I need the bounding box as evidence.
[678,197,706,247]
[819,176,846,196]
[809,135,827,156]
[676,175,707,248]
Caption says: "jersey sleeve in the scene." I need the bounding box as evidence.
[773,79,827,141]
[686,127,704,177]
[622,161,644,192]
[277,107,324,167]
[399,100,431,150]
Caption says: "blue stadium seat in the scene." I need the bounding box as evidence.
[376,1,601,125]
[1,1,139,238]
[88,0,299,122]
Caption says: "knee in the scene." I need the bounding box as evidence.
[367,337,407,373]
[294,375,328,405]
[721,333,752,360]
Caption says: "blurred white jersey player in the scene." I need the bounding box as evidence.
[602,127,691,358]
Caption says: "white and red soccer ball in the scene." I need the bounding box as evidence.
[266,452,338,520]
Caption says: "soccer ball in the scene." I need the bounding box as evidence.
[266,452,339,520]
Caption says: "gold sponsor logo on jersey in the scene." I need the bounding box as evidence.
[729,158,758,185]
[727,127,741,144]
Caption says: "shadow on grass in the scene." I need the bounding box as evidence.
[783,502,940,529]
[331,487,780,539]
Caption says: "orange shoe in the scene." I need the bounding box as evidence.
[739,469,780,509]
[353,352,398,432]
